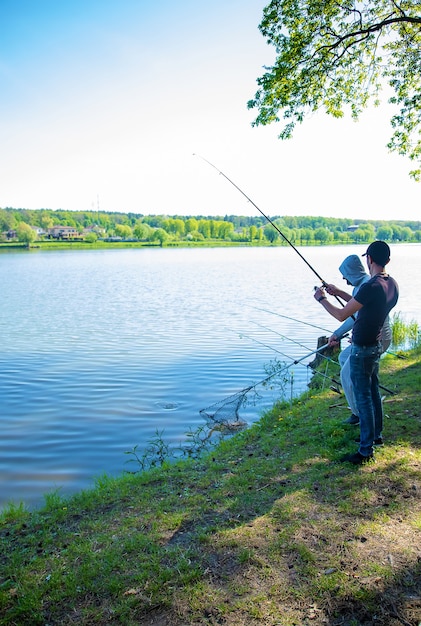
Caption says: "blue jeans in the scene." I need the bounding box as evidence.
[350,343,383,457]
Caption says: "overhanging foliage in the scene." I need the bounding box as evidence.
[248,0,421,179]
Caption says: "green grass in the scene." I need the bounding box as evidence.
[0,346,420,625]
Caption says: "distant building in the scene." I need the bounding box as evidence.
[3,229,17,240]
[31,226,45,237]
[47,226,83,240]
[83,224,106,236]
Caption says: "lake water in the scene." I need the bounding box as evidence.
[1,243,420,510]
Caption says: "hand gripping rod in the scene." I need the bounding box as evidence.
[194,154,345,307]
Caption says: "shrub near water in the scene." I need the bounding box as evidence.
[390,311,420,349]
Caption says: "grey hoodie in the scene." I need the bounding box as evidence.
[333,254,391,348]
[332,255,369,339]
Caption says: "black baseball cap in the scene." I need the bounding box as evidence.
[362,240,390,265]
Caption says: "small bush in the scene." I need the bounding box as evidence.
[390,312,420,349]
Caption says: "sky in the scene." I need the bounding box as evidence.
[0,0,420,221]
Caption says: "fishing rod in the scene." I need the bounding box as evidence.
[252,321,396,395]
[247,304,333,334]
[235,329,342,392]
[249,303,403,360]
[194,153,345,307]
[251,320,339,362]
[250,320,349,378]
[227,324,332,363]
[236,328,326,364]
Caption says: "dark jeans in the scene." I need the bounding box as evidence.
[350,343,383,457]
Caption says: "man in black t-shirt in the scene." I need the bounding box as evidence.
[314,241,399,464]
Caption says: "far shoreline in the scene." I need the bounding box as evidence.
[1,239,420,252]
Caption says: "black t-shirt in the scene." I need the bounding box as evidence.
[352,274,399,346]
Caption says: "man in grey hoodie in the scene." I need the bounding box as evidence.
[327,254,391,425]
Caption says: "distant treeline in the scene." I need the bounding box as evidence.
[1,207,421,245]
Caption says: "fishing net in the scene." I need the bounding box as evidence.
[199,343,342,428]
[199,361,291,428]
[199,385,253,428]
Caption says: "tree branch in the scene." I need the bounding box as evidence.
[322,14,421,54]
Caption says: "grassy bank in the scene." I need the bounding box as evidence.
[0,347,420,625]
[0,240,258,251]
[0,239,399,252]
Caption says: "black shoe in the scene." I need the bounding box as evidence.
[340,451,374,465]
[343,414,360,425]
[354,437,384,446]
